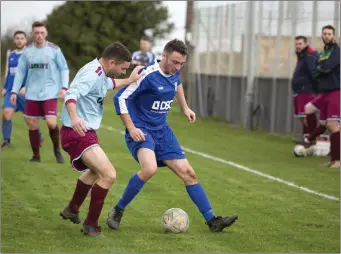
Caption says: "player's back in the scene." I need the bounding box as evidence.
[114,61,181,130]
[61,58,114,130]
[19,41,68,100]
[5,51,24,91]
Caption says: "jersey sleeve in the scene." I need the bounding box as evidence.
[64,69,98,104]
[113,75,148,115]
[106,78,116,91]
[12,52,28,94]
[55,48,70,89]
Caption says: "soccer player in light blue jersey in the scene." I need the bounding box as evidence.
[109,39,238,232]
[59,42,144,237]
[1,30,43,148]
[11,21,69,163]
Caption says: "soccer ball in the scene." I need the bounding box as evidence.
[293,144,308,157]
[162,208,189,233]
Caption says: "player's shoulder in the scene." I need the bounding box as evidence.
[47,41,60,50]
[78,58,104,80]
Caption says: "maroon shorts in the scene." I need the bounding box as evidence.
[311,91,340,123]
[60,125,100,172]
[24,99,58,118]
[293,94,316,117]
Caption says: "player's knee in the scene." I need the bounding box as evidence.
[26,118,39,130]
[101,169,116,185]
[139,165,157,181]
[3,109,13,120]
[304,103,316,115]
[181,166,197,185]
[326,120,340,133]
[46,118,57,129]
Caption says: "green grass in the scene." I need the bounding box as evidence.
[1,100,340,252]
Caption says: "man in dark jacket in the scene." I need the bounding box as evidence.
[292,36,319,141]
[305,25,340,168]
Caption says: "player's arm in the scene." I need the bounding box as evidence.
[55,48,70,90]
[305,52,318,79]
[176,84,196,124]
[113,80,148,142]
[64,72,97,136]
[315,47,340,76]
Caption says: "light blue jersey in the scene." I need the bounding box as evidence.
[61,58,115,130]
[12,41,69,101]
[114,61,181,130]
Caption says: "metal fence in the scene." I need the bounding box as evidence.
[185,1,340,135]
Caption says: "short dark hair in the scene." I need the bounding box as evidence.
[13,30,26,38]
[322,25,335,34]
[32,21,46,30]
[295,35,307,42]
[141,36,151,42]
[163,39,188,56]
[102,42,132,62]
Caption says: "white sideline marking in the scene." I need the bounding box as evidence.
[101,125,339,202]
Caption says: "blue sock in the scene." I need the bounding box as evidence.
[38,128,44,141]
[117,173,145,210]
[186,183,215,222]
[2,119,12,142]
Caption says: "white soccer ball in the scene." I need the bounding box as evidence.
[162,208,189,233]
[293,144,307,157]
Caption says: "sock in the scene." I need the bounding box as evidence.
[68,179,93,213]
[2,119,12,143]
[85,184,109,226]
[330,131,340,161]
[38,128,44,142]
[306,113,318,134]
[308,125,327,142]
[49,125,60,150]
[117,173,145,210]
[302,120,309,138]
[29,129,40,158]
[186,183,215,222]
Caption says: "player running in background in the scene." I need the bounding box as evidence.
[109,39,238,232]
[2,31,44,148]
[291,36,319,143]
[11,21,69,163]
[59,42,144,237]
[131,36,155,67]
[304,25,340,168]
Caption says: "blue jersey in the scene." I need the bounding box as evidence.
[61,58,115,130]
[3,50,27,92]
[114,61,181,130]
[132,51,155,67]
[12,41,69,101]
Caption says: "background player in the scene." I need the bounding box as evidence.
[131,36,155,67]
[1,30,43,148]
[304,25,340,168]
[291,35,319,143]
[59,42,144,237]
[109,39,238,232]
[11,21,69,163]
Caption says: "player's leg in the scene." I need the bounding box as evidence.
[43,99,64,163]
[325,91,340,168]
[107,131,157,230]
[24,100,42,162]
[1,93,15,147]
[303,94,318,137]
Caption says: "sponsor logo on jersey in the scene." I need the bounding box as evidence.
[29,63,49,69]
[151,100,173,113]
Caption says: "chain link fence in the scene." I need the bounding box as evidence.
[185,1,340,135]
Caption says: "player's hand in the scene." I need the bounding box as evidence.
[10,93,17,106]
[128,127,147,142]
[59,88,67,99]
[128,65,145,83]
[1,89,7,96]
[183,108,196,124]
[71,116,87,137]
[19,87,26,96]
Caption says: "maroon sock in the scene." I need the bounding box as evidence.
[85,184,109,227]
[68,179,93,213]
[330,131,340,161]
[29,129,40,158]
[308,125,327,142]
[306,113,318,134]
[302,121,309,138]
[49,125,60,150]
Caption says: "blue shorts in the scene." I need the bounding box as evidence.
[2,92,25,112]
[125,125,186,167]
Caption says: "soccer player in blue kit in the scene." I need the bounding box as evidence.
[109,39,238,232]
[1,30,43,148]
